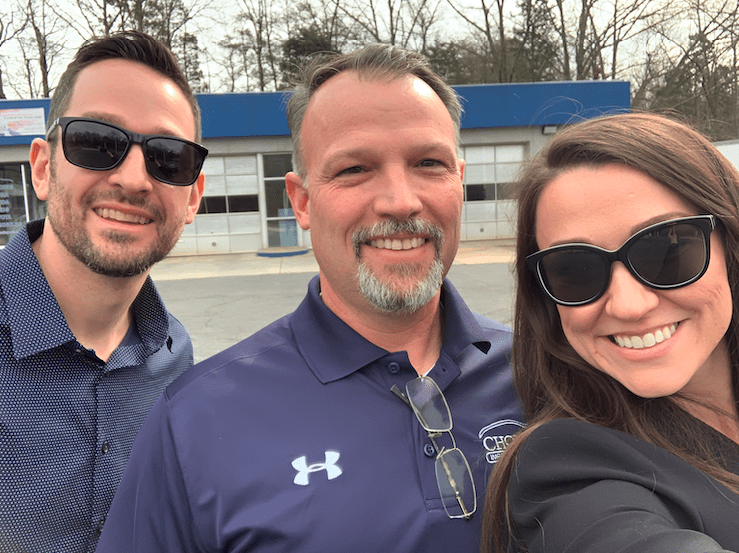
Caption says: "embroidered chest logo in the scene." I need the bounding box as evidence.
[479,419,526,464]
[291,451,342,486]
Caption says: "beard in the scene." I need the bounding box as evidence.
[46,161,186,278]
[352,219,446,314]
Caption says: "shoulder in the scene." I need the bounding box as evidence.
[163,312,296,400]
[510,418,731,515]
[472,311,512,338]
[508,421,739,552]
[516,419,665,476]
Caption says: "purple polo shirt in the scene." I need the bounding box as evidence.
[98,276,523,552]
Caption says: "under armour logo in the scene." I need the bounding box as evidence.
[291,451,342,486]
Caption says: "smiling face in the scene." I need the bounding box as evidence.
[286,72,464,320]
[32,58,203,277]
[535,163,732,399]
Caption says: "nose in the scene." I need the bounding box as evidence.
[603,262,660,320]
[373,166,423,220]
[108,144,154,194]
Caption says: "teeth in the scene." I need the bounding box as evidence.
[370,237,426,250]
[613,323,678,350]
[96,208,150,225]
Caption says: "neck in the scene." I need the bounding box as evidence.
[321,284,445,374]
[32,230,148,362]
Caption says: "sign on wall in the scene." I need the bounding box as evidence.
[0,108,46,137]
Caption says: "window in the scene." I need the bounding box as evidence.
[463,144,525,202]
[1,162,44,246]
[198,155,259,214]
[263,153,296,247]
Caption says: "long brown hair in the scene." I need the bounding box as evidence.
[482,112,739,553]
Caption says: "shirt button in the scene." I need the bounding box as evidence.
[388,362,400,374]
[101,442,110,454]
[424,443,436,457]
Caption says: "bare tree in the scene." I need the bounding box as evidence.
[20,0,65,97]
[232,0,281,91]
[449,0,521,81]
[0,3,27,99]
[336,0,446,50]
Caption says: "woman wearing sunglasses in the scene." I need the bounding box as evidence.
[482,113,739,553]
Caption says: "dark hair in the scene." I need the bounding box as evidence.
[48,30,201,141]
[482,112,739,553]
[285,43,461,179]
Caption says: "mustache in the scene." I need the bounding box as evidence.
[352,219,444,257]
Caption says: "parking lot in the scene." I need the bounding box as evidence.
[151,240,516,363]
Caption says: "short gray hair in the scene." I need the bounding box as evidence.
[285,43,462,180]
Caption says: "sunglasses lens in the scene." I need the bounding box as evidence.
[628,222,707,286]
[144,137,203,186]
[64,120,127,170]
[538,249,608,304]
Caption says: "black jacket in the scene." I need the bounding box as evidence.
[508,418,739,553]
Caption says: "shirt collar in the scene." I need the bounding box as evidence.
[290,275,491,384]
[0,220,170,360]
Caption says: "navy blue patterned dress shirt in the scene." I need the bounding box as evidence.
[0,220,194,553]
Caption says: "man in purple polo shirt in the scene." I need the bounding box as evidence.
[98,43,523,553]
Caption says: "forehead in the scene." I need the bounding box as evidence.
[67,58,196,139]
[300,72,456,167]
[535,164,695,248]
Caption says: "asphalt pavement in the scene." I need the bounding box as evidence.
[151,240,517,363]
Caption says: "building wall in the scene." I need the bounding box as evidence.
[0,81,631,255]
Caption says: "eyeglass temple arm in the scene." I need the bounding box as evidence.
[390,384,411,407]
[436,448,473,519]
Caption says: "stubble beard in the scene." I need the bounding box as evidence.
[46,161,186,278]
[353,219,446,315]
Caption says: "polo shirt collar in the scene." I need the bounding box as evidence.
[290,275,491,384]
[0,220,170,360]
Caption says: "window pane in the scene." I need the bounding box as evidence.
[267,218,298,247]
[464,145,495,164]
[225,155,257,175]
[265,178,291,217]
[0,163,36,246]
[496,162,521,183]
[202,156,225,176]
[198,196,227,214]
[496,144,525,163]
[263,154,292,178]
[228,195,259,212]
[464,164,495,185]
[465,183,495,201]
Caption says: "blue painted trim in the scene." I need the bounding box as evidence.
[0,80,630,146]
[256,248,309,258]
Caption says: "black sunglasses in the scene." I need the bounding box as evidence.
[46,117,208,186]
[527,215,717,306]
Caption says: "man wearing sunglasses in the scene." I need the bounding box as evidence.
[99,44,523,553]
[0,31,204,552]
